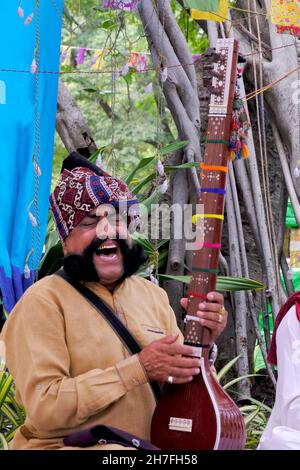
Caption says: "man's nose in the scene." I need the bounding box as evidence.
[96,218,118,240]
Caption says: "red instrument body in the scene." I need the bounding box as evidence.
[151,38,246,450]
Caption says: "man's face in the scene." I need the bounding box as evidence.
[63,205,131,288]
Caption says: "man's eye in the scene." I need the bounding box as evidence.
[84,220,97,226]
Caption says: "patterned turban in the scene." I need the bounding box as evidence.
[50,152,139,241]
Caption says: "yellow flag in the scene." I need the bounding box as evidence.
[191,0,228,22]
[60,46,71,66]
[290,228,300,269]
[270,0,300,28]
[92,50,104,71]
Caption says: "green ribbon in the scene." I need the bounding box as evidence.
[192,267,219,274]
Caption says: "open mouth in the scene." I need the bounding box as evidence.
[94,244,119,258]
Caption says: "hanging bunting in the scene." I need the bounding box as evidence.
[102,0,139,11]
[276,24,300,36]
[128,52,147,73]
[191,0,228,21]
[183,0,220,12]
[76,47,86,65]
[92,50,104,71]
[60,45,71,65]
[271,0,300,36]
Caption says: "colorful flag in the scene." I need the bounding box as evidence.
[276,24,300,35]
[92,50,104,71]
[191,0,228,22]
[183,0,220,12]
[60,46,71,65]
[128,53,147,73]
[271,0,300,30]
[102,0,139,11]
[76,47,86,65]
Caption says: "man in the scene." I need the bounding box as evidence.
[258,292,300,450]
[0,152,228,450]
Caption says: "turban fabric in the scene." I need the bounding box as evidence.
[50,152,139,241]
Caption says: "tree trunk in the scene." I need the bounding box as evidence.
[56,80,97,156]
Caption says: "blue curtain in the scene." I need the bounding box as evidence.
[0,1,63,313]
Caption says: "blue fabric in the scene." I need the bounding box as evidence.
[0,1,63,313]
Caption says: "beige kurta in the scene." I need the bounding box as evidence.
[0,274,182,450]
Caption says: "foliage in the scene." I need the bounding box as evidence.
[53,1,209,185]
[0,359,25,450]
[217,356,271,450]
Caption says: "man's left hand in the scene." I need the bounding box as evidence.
[180,292,228,345]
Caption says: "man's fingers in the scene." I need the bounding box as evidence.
[207,291,224,303]
[180,297,188,310]
[169,366,200,378]
[170,376,194,385]
[160,334,179,345]
[197,310,224,323]
[197,302,224,313]
[198,318,223,331]
[170,356,201,369]
[164,342,201,357]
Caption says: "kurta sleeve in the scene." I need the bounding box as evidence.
[1,293,148,433]
[259,305,300,450]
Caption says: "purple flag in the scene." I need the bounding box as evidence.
[76,48,86,65]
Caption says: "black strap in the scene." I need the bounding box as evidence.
[55,270,161,400]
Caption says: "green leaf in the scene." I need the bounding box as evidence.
[158,274,190,283]
[164,162,199,171]
[157,274,265,291]
[0,375,13,408]
[0,433,9,450]
[243,407,261,426]
[1,403,19,427]
[123,73,133,85]
[217,355,241,382]
[125,156,155,185]
[160,140,189,156]
[88,149,101,165]
[131,173,156,194]
[233,394,273,413]
[217,276,265,291]
[142,188,161,211]
[82,87,98,93]
[223,374,264,390]
[132,233,157,255]
[101,19,117,29]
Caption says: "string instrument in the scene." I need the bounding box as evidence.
[151,38,246,450]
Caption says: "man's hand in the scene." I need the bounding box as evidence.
[139,335,201,384]
[180,291,227,345]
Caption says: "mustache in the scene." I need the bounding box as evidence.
[63,237,148,283]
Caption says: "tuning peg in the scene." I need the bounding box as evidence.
[200,89,211,101]
[211,70,223,79]
[203,76,212,87]
[203,47,221,62]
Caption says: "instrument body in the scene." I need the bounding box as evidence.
[151,38,246,450]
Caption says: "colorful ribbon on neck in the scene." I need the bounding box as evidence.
[200,163,228,173]
[192,213,224,224]
[199,188,226,195]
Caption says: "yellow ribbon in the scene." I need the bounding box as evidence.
[192,214,224,224]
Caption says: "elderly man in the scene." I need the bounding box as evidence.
[1,152,227,450]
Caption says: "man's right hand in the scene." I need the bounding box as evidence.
[138,335,201,384]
